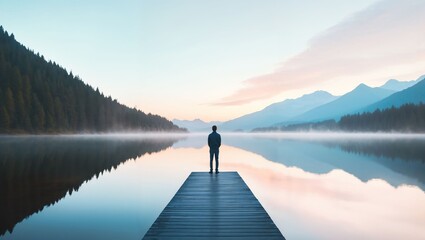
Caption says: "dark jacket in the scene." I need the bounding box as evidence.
[208,131,221,151]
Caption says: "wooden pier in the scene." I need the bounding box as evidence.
[143,171,285,239]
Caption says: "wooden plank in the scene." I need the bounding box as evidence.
[143,172,285,239]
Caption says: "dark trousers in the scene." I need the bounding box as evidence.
[210,149,219,171]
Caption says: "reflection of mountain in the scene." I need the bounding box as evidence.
[325,139,425,162]
[324,139,425,185]
[224,136,425,190]
[0,136,179,236]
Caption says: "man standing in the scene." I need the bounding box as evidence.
[208,125,221,174]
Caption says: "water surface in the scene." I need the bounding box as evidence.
[1,133,425,240]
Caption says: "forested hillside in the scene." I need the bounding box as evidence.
[0,27,184,133]
[339,103,425,132]
[254,103,425,133]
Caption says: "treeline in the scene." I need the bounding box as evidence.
[0,26,184,133]
[252,120,338,132]
[253,103,425,132]
[339,103,425,132]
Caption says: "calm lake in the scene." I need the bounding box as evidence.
[1,133,425,240]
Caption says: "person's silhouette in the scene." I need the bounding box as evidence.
[208,125,221,174]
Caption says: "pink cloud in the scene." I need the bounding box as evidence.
[215,0,425,106]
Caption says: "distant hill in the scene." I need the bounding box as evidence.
[172,119,222,132]
[219,91,338,131]
[0,26,184,133]
[289,84,395,123]
[361,77,425,113]
[379,77,422,91]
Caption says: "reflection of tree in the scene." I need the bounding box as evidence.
[324,139,425,162]
[323,139,425,189]
[0,136,178,236]
[225,136,425,190]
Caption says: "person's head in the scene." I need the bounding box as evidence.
[212,125,217,132]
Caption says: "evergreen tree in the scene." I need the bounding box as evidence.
[0,106,10,130]
[5,88,15,127]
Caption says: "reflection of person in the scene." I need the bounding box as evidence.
[208,125,221,174]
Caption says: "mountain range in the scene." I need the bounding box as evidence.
[379,78,419,91]
[219,91,338,131]
[172,119,222,132]
[179,75,424,132]
[362,76,425,113]
[288,84,395,123]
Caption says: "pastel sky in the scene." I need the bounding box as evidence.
[0,0,424,121]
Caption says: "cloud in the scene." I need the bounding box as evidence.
[215,0,425,106]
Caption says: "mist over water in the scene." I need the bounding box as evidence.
[1,133,425,240]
